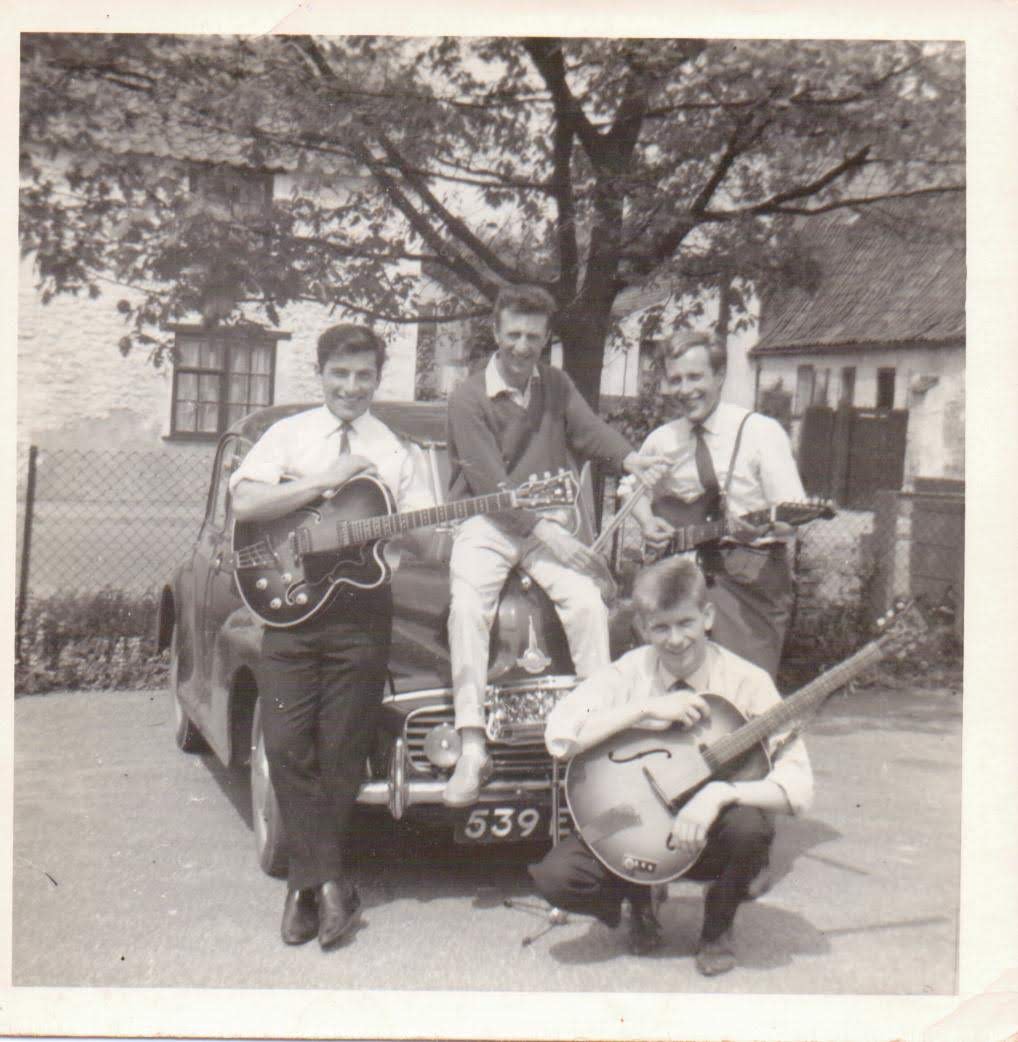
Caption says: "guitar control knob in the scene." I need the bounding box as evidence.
[623,856,636,872]
[281,572,292,583]
[295,593,308,605]
[255,578,268,591]
[269,598,282,610]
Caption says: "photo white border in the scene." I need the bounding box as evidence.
[3,1,1015,1039]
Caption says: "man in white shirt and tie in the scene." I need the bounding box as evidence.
[230,324,434,951]
[626,330,807,678]
[530,556,813,975]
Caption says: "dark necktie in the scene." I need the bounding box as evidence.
[337,421,351,456]
[691,422,720,520]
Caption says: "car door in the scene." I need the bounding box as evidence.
[193,435,247,733]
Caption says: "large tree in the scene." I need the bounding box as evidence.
[20,34,964,405]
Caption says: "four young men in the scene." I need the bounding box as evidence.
[233,286,811,975]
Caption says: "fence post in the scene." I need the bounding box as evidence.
[16,445,39,662]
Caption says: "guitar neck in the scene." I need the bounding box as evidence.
[669,505,799,552]
[341,489,517,545]
[705,639,888,770]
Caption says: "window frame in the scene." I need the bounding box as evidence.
[167,327,287,442]
[794,364,816,417]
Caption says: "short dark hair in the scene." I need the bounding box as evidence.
[316,324,386,373]
[632,556,709,615]
[493,284,556,328]
[658,329,727,374]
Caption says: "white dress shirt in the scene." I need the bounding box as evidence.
[484,353,537,409]
[545,640,813,815]
[229,406,435,569]
[625,402,807,544]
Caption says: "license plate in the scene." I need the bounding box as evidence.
[453,805,546,844]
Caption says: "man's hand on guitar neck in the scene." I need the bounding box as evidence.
[726,513,795,544]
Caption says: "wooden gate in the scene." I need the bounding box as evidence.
[797,405,908,508]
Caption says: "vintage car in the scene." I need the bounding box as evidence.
[157,401,634,876]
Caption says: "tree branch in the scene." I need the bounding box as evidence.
[523,38,604,161]
[756,183,965,216]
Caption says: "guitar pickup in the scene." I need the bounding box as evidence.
[289,527,313,560]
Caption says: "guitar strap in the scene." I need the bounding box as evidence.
[699,409,754,578]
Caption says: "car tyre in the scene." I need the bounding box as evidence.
[251,697,288,878]
[170,625,206,753]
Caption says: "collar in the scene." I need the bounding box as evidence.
[654,643,713,693]
[485,353,538,400]
[317,404,373,438]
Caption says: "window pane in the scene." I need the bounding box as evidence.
[249,374,271,405]
[201,340,224,369]
[226,404,248,428]
[177,340,200,367]
[199,403,220,432]
[199,374,220,402]
[228,374,249,403]
[175,400,197,432]
[251,344,272,374]
[229,344,252,374]
[177,372,198,400]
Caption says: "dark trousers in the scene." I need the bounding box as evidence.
[260,586,392,892]
[704,544,794,680]
[529,806,775,942]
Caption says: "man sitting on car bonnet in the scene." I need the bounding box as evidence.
[230,323,434,951]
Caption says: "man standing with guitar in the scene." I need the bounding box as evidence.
[230,324,435,950]
[529,556,813,975]
[627,330,808,678]
[443,285,668,806]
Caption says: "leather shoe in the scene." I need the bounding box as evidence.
[695,929,737,976]
[627,901,663,956]
[318,880,361,950]
[281,888,318,946]
[442,752,494,807]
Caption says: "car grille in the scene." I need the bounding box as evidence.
[404,704,555,781]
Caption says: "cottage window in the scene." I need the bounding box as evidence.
[794,365,815,416]
[876,367,896,410]
[170,331,279,439]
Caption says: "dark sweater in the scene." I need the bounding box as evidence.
[446,363,633,537]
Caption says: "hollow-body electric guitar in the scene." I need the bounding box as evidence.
[564,601,926,884]
[234,469,578,628]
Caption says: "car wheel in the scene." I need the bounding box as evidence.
[170,626,206,753]
[250,697,288,878]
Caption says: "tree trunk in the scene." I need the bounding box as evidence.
[558,299,614,411]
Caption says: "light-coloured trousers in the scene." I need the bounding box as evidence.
[447,515,610,731]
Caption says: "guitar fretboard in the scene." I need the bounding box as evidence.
[340,490,516,546]
[706,639,887,769]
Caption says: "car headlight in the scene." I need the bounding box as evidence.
[422,723,461,768]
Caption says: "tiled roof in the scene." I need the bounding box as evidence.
[752,197,965,354]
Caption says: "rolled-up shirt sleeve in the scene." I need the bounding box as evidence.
[544,661,627,760]
[736,668,814,816]
[229,425,288,492]
[396,441,437,514]
[753,414,807,505]
[765,730,814,816]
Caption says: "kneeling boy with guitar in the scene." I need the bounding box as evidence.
[529,555,813,976]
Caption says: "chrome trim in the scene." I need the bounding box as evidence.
[387,737,408,820]
[358,777,555,808]
[384,674,579,706]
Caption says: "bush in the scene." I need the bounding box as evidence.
[15,588,169,695]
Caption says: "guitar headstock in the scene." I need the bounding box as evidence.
[514,469,579,509]
[873,599,930,660]
[774,498,837,525]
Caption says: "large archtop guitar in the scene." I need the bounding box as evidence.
[234,469,579,628]
[564,601,927,885]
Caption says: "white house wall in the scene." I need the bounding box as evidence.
[17,255,418,453]
[755,342,965,483]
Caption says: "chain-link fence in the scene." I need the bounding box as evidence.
[15,447,962,692]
